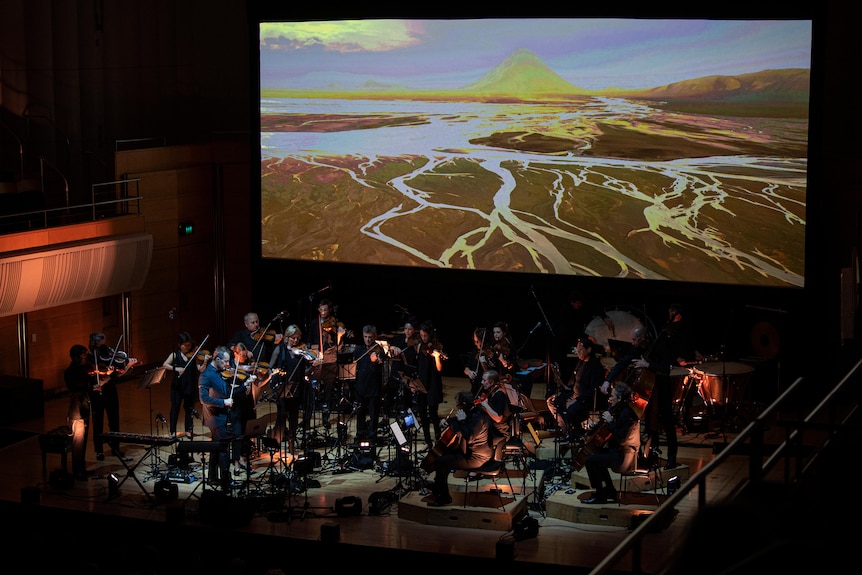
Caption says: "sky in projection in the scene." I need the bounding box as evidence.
[260,19,812,91]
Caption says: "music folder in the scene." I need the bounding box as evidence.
[390,422,408,447]
[138,366,167,389]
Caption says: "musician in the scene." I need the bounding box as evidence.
[582,381,641,504]
[415,320,445,449]
[198,346,242,490]
[475,370,513,461]
[353,325,385,443]
[552,290,613,387]
[162,331,206,439]
[633,303,697,470]
[64,344,95,481]
[311,298,350,410]
[427,390,494,507]
[229,342,258,476]
[88,332,134,461]
[381,315,419,424]
[229,312,259,357]
[602,327,650,395]
[491,321,517,377]
[547,337,606,442]
[464,327,492,396]
[269,324,318,454]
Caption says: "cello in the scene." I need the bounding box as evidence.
[571,420,612,471]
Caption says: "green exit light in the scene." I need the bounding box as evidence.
[178,222,195,236]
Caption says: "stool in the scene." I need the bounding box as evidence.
[39,426,73,474]
[458,459,514,511]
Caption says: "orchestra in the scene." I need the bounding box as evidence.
[79,288,718,504]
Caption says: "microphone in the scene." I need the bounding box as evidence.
[529,321,542,335]
[274,310,288,319]
[168,307,176,320]
[394,304,409,314]
[191,408,200,420]
[155,412,167,424]
[316,282,332,295]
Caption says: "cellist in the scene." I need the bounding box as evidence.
[474,370,513,461]
[581,381,641,504]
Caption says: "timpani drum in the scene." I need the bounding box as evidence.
[694,361,754,409]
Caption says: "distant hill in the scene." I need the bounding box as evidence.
[462,48,809,105]
[627,68,810,103]
[463,48,584,96]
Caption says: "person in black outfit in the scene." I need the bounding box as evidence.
[475,370,513,461]
[352,324,385,444]
[162,331,206,438]
[463,326,492,397]
[64,344,94,480]
[382,315,419,425]
[427,390,494,507]
[583,381,641,504]
[415,320,445,449]
[633,303,698,469]
[88,332,134,461]
[551,337,606,442]
[552,290,614,389]
[268,324,317,455]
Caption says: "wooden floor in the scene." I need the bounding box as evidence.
[0,372,753,574]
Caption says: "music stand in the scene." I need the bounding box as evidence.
[176,440,228,507]
[138,367,169,478]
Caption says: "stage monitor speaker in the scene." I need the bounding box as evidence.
[514,515,539,541]
[155,479,178,503]
[335,495,362,516]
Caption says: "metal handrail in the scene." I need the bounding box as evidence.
[0,178,141,235]
[588,357,862,574]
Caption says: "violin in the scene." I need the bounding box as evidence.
[252,328,278,343]
[419,340,448,361]
[98,346,138,368]
[196,349,212,364]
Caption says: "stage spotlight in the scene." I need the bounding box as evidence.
[667,475,680,496]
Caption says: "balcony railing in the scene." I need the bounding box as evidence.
[0,178,141,235]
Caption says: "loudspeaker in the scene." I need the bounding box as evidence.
[513,516,539,541]
[335,495,362,516]
[368,491,392,516]
[154,479,178,503]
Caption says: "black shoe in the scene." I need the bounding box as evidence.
[663,461,679,470]
[583,489,610,504]
[229,480,244,489]
[96,452,105,461]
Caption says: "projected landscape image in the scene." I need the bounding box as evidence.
[260,19,810,287]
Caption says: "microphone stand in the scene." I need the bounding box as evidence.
[528,286,556,397]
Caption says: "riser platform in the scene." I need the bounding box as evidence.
[545,488,661,529]
[397,490,528,531]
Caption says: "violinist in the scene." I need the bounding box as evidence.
[229,312,269,362]
[414,320,445,450]
[475,370,513,461]
[464,327,491,396]
[198,346,241,491]
[162,332,206,439]
[582,381,640,504]
[312,298,350,409]
[88,332,133,461]
[427,390,494,507]
[229,342,258,476]
[353,325,386,443]
[491,321,517,377]
[269,324,319,454]
[381,316,420,425]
